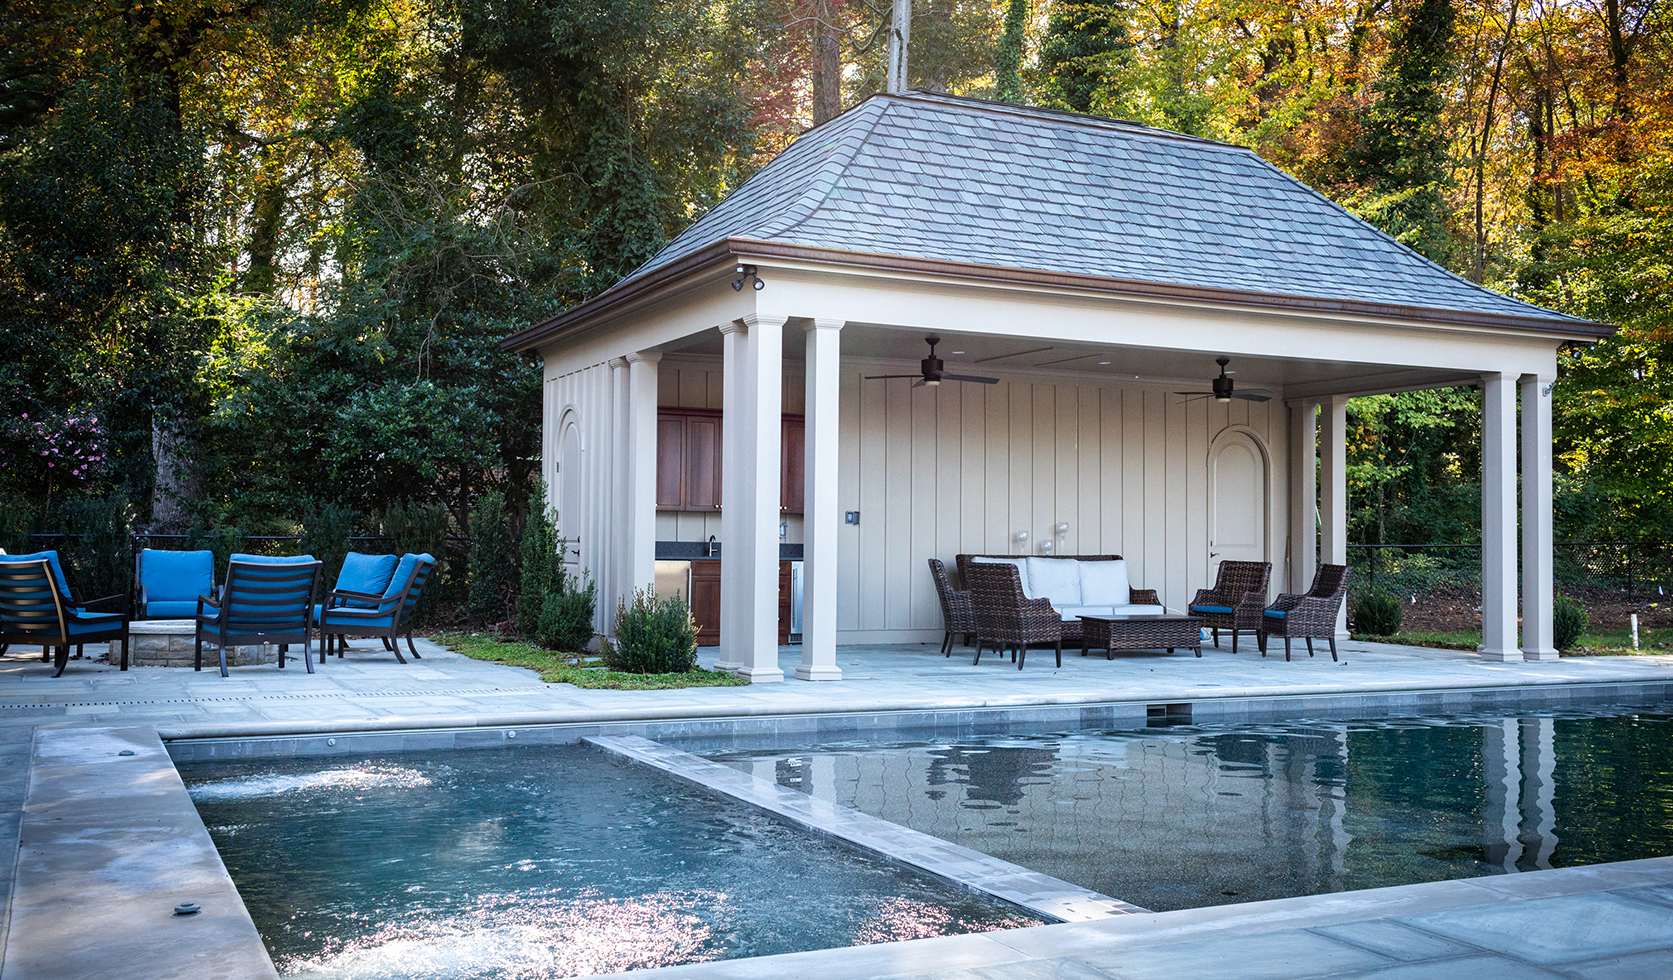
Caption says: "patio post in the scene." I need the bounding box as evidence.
[1321,396,1349,637]
[1521,374,1557,659]
[624,351,660,595]
[714,321,748,673]
[1287,399,1318,594]
[797,319,843,681]
[723,314,787,683]
[609,357,629,626]
[1480,373,1519,660]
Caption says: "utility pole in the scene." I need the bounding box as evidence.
[886,0,911,93]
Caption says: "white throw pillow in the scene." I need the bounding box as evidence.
[1078,559,1131,605]
[1026,557,1083,607]
[971,556,1031,597]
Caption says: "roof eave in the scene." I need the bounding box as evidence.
[503,238,1617,354]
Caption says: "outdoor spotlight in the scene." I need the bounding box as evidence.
[732,263,763,292]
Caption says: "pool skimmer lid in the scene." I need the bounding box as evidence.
[173,902,201,917]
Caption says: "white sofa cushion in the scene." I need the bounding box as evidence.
[971,556,1032,597]
[1106,604,1166,617]
[1026,557,1083,607]
[1056,604,1114,621]
[1078,559,1131,605]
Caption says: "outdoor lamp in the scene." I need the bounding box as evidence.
[732,264,764,291]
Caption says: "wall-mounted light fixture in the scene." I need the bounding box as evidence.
[1014,530,1029,554]
[732,264,765,291]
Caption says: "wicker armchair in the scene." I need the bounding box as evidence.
[1257,564,1351,661]
[965,562,1061,670]
[1188,560,1272,654]
[928,559,976,657]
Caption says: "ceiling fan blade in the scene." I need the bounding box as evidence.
[911,378,927,388]
[1173,391,1213,396]
[943,374,1000,385]
[1232,390,1273,402]
[864,374,923,380]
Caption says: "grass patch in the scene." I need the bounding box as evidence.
[434,632,749,689]
[1351,627,1670,655]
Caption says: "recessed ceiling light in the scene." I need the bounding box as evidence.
[1098,361,1110,365]
[952,350,964,355]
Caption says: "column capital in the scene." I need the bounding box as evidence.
[804,318,846,333]
[624,350,661,365]
[717,319,748,337]
[735,313,790,332]
[608,356,629,371]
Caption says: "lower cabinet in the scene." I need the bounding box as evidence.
[685,560,793,648]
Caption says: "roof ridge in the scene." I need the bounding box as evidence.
[894,90,1251,154]
[750,99,895,243]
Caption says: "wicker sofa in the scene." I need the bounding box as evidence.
[953,554,1162,643]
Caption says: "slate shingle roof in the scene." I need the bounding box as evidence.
[622,91,1582,326]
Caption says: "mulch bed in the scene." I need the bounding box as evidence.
[1389,584,1673,632]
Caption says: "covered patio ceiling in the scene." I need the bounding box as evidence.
[659,320,1486,400]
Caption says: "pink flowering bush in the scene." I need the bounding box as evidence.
[10,411,108,485]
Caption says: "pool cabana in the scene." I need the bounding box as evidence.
[503,91,1613,682]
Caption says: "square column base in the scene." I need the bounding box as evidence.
[1523,648,1561,661]
[712,658,743,673]
[795,664,843,681]
[1478,647,1520,662]
[736,666,784,683]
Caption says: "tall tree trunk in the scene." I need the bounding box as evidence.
[995,0,1029,103]
[1472,1,1517,281]
[811,0,843,125]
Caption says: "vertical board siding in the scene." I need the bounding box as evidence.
[837,373,1281,640]
[549,359,618,634]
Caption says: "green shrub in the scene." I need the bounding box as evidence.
[299,500,358,587]
[602,588,698,674]
[60,491,135,599]
[378,499,450,623]
[468,490,517,625]
[1554,594,1589,651]
[537,573,597,652]
[517,483,560,639]
[0,494,36,553]
[1351,587,1403,636]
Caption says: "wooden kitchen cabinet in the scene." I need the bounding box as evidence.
[684,559,794,648]
[656,409,803,514]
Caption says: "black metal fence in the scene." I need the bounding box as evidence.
[1348,542,1673,597]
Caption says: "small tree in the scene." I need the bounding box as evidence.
[537,568,597,652]
[517,483,559,638]
[1554,595,1589,651]
[1350,587,1403,636]
[468,490,517,625]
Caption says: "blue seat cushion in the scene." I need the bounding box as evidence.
[229,553,317,564]
[66,610,122,636]
[320,607,398,630]
[0,551,72,597]
[1263,610,1287,619]
[383,553,436,599]
[335,553,399,607]
[145,600,201,619]
[139,549,214,603]
[1191,605,1235,614]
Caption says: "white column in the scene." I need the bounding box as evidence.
[1481,373,1519,660]
[1320,396,1349,637]
[714,321,749,673]
[1482,719,1524,871]
[1521,374,1557,660]
[608,357,629,625]
[737,314,786,682]
[798,319,843,681]
[623,351,660,597]
[1288,400,1318,594]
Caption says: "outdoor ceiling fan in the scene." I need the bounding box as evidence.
[1175,357,1272,403]
[865,336,999,387]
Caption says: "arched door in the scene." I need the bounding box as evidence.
[556,415,582,538]
[1209,430,1268,566]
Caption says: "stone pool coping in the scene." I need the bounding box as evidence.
[588,734,1149,922]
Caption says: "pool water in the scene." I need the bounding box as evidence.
[705,704,1673,912]
[180,745,1039,979]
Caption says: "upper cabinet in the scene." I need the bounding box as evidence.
[656,409,804,514]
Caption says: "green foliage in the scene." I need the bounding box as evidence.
[59,492,136,600]
[1345,389,1481,545]
[0,494,36,554]
[994,0,1030,103]
[517,484,561,638]
[1554,595,1590,651]
[1034,2,1133,114]
[437,631,745,688]
[185,522,245,581]
[1351,588,1404,636]
[299,501,360,588]
[536,576,598,653]
[602,588,699,674]
[467,490,517,625]
[377,499,451,623]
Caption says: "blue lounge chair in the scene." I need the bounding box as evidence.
[136,549,215,619]
[195,556,322,677]
[0,558,130,676]
[320,553,435,663]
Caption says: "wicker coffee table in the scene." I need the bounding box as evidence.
[1079,614,1204,659]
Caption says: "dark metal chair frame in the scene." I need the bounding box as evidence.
[0,560,130,677]
[195,560,322,677]
[966,562,1062,670]
[928,558,976,657]
[1188,560,1272,654]
[954,554,1159,644]
[1257,564,1352,662]
[320,557,435,664]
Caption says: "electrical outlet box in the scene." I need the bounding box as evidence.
[845,511,860,525]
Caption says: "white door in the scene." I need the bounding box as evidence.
[1209,433,1267,566]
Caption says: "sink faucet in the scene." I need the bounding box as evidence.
[706,534,718,557]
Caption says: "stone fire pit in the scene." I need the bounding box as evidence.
[113,619,282,668]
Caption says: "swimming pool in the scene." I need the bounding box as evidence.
[180,744,1040,979]
[704,703,1673,912]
